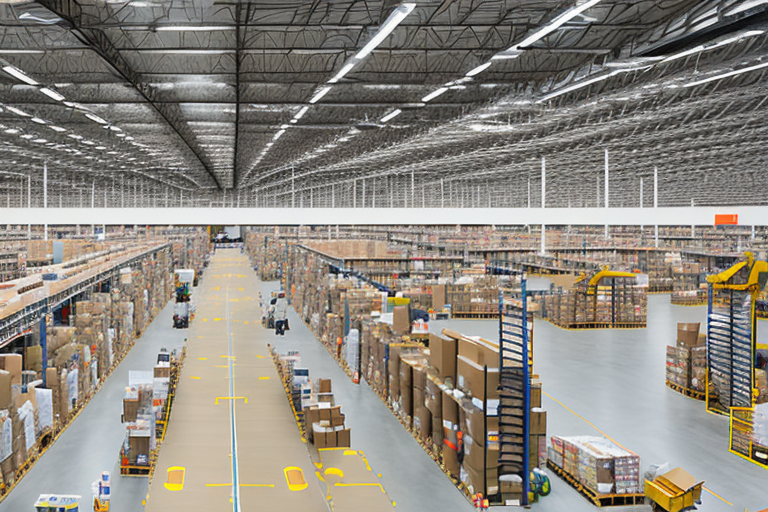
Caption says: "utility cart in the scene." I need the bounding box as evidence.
[34,494,81,511]
[644,467,703,512]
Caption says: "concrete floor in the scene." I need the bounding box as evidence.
[5,276,767,512]
[430,296,768,512]
[0,300,186,512]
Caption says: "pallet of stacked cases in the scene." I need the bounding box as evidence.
[547,435,644,507]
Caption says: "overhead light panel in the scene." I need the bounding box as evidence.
[356,3,416,60]
[85,113,108,124]
[661,30,765,63]
[309,86,331,104]
[380,109,402,123]
[68,134,83,140]
[280,124,289,129]
[422,87,448,102]
[328,63,356,84]
[536,69,627,103]
[155,25,235,31]
[31,117,47,124]
[2,65,38,85]
[4,128,20,134]
[685,60,768,87]
[109,126,122,132]
[49,126,66,132]
[293,106,309,120]
[272,129,286,141]
[6,106,30,117]
[466,62,492,77]
[40,87,65,101]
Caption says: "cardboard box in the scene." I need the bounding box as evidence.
[25,345,43,373]
[336,428,351,448]
[457,356,499,400]
[0,354,22,385]
[531,379,542,409]
[429,333,457,384]
[425,378,443,417]
[123,399,139,423]
[412,364,427,391]
[318,378,332,394]
[0,371,12,410]
[393,305,410,334]
[153,364,171,379]
[432,285,446,310]
[530,409,547,435]
[677,323,701,348]
[463,402,498,442]
[442,442,460,475]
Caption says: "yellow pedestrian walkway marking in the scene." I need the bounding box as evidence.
[189,376,201,380]
[284,467,308,491]
[255,355,264,359]
[202,318,208,322]
[544,391,733,506]
[197,357,208,361]
[214,318,222,322]
[164,467,185,491]
[259,377,270,381]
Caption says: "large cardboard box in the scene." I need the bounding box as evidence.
[432,285,446,310]
[393,306,410,334]
[530,409,547,435]
[463,402,498,442]
[318,378,332,394]
[442,442,460,476]
[25,345,43,373]
[425,377,443,416]
[429,333,457,383]
[442,389,459,450]
[457,356,499,401]
[531,379,542,409]
[0,371,12,410]
[0,355,22,385]
[677,323,701,348]
[336,428,351,448]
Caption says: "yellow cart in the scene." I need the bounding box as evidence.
[644,467,704,512]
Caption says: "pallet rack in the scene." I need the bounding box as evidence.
[498,279,531,506]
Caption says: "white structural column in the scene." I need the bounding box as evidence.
[541,156,546,255]
[441,179,445,208]
[654,167,659,248]
[604,149,609,238]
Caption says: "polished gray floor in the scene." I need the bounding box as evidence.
[0,301,186,512]
[6,284,767,512]
[430,296,768,512]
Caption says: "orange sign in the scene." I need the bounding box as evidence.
[715,214,738,226]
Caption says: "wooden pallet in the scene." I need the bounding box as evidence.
[451,311,498,319]
[665,380,705,401]
[547,460,645,507]
[547,319,646,330]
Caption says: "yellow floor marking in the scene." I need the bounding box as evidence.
[545,391,734,505]
[230,299,240,302]
[214,318,222,322]
[255,355,264,359]
[197,336,204,339]
[221,355,236,359]
[244,321,249,325]
[258,377,270,380]
[238,287,244,292]
[205,483,230,487]
[197,357,208,361]
[215,396,248,405]
[702,487,733,505]
[189,376,201,380]
[214,286,220,291]
[333,483,386,493]
[284,467,308,491]
[202,318,208,322]
[164,467,185,491]
[324,468,344,477]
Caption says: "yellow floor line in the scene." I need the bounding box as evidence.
[544,391,733,506]
[240,484,275,488]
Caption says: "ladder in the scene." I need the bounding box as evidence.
[498,277,532,505]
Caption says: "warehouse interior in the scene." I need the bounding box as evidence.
[2,1,768,511]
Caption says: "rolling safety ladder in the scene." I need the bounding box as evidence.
[498,277,532,505]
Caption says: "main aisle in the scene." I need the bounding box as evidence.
[0,302,186,512]
[145,250,327,512]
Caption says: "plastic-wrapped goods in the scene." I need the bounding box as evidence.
[67,369,79,407]
[345,329,360,372]
[17,401,36,453]
[35,388,54,432]
[753,403,768,447]
[0,412,11,462]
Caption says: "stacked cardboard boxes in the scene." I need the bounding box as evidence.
[304,380,352,449]
[665,323,706,392]
[549,435,641,495]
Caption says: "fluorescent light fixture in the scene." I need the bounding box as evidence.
[142,49,235,54]
[31,117,47,124]
[272,129,286,141]
[536,69,625,103]
[518,0,602,49]
[290,119,298,124]
[85,113,108,124]
[293,106,309,120]
[309,86,331,104]
[49,126,67,132]
[20,134,35,139]
[155,25,235,31]
[355,3,416,60]
[125,136,134,141]
[32,138,47,143]
[109,126,122,132]
[280,124,289,129]
[95,146,106,150]
[4,128,19,134]
[266,142,274,147]
[82,140,95,145]
[685,60,768,87]
[68,134,83,140]
[0,50,45,55]
[6,106,30,117]
[491,51,521,60]
[328,63,356,84]
[116,133,126,137]
[421,87,448,102]
[40,87,65,101]
[380,109,402,123]
[661,30,765,63]
[2,65,38,85]
[466,62,492,77]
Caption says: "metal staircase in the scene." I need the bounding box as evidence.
[498,277,532,504]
